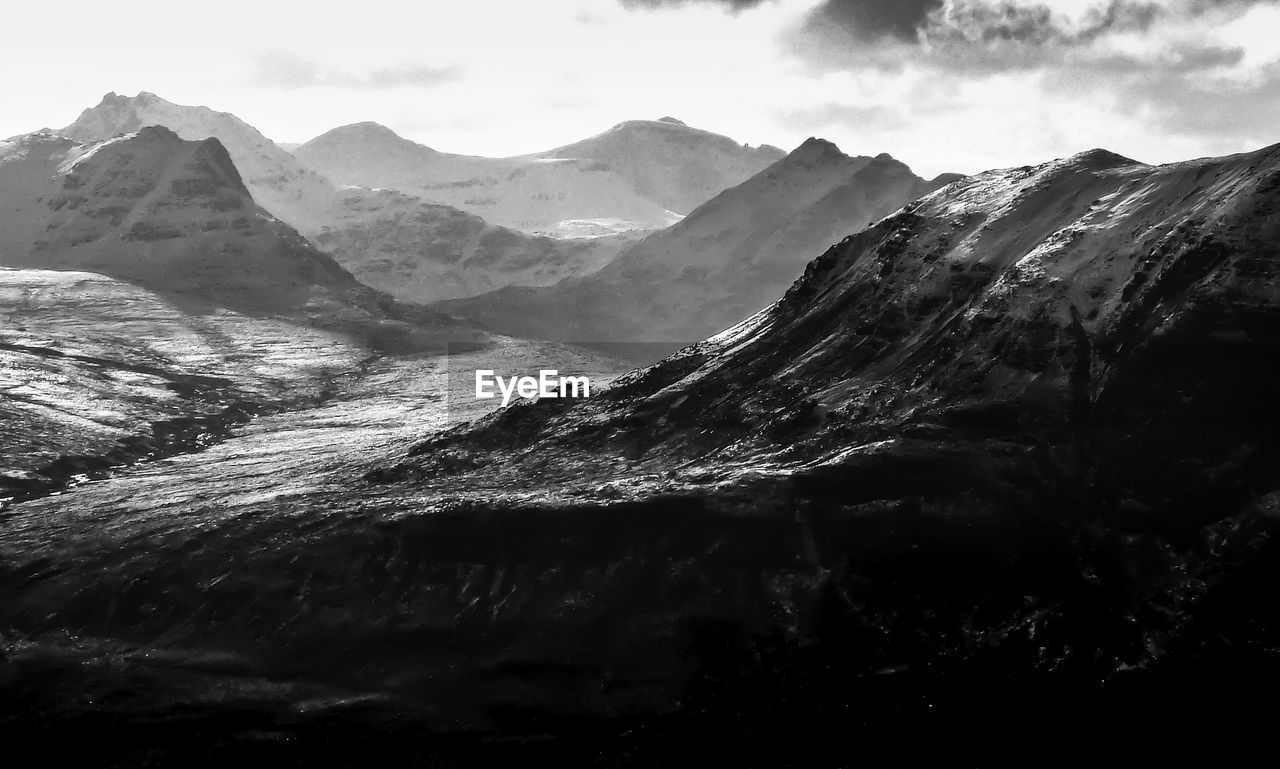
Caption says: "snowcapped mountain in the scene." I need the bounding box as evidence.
[293,117,784,233]
[435,138,955,351]
[0,126,470,349]
[59,93,627,301]
[62,92,337,233]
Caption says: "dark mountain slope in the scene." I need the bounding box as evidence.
[354,142,1280,747]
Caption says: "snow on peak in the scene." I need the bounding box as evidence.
[1062,148,1142,170]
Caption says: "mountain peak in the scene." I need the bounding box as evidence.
[1063,147,1141,170]
[326,122,406,141]
[132,124,181,142]
[606,118,699,134]
[788,137,844,163]
[299,122,437,159]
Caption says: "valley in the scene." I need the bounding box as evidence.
[0,67,1277,765]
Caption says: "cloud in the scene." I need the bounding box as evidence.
[790,0,1276,72]
[617,0,770,11]
[252,53,462,90]
[619,0,949,38]
[919,1,1161,47]
[1065,51,1280,145]
[804,0,946,42]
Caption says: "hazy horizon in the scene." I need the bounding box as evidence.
[3,0,1278,179]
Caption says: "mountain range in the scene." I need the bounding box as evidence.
[1,85,1278,761]
[293,116,785,234]
[362,141,1280,748]
[435,138,959,352]
[58,93,785,303]
[58,94,641,302]
[0,126,468,350]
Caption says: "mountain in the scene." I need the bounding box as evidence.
[60,93,628,302]
[62,92,336,232]
[0,126,470,349]
[434,138,957,352]
[312,187,641,302]
[293,118,785,233]
[364,142,1280,745]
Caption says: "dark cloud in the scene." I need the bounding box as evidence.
[786,0,1275,75]
[920,1,1161,47]
[620,0,949,39]
[252,53,461,90]
[805,0,945,42]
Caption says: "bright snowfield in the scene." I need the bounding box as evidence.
[293,116,784,233]
[434,138,958,353]
[0,263,629,505]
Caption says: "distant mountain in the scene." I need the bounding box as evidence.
[62,92,336,232]
[313,187,641,302]
[435,138,956,352]
[293,118,785,233]
[60,93,627,302]
[0,127,471,349]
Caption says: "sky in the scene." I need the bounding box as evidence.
[1,0,1277,177]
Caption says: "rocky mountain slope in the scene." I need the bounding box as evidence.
[359,141,1280,749]
[293,117,784,233]
[436,138,957,352]
[0,127,470,349]
[60,93,628,302]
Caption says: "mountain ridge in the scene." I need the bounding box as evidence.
[0,125,473,350]
[294,115,785,232]
[60,92,630,302]
[433,136,955,354]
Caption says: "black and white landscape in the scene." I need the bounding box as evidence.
[2,1,1279,766]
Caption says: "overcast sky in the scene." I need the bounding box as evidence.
[2,0,1277,177]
